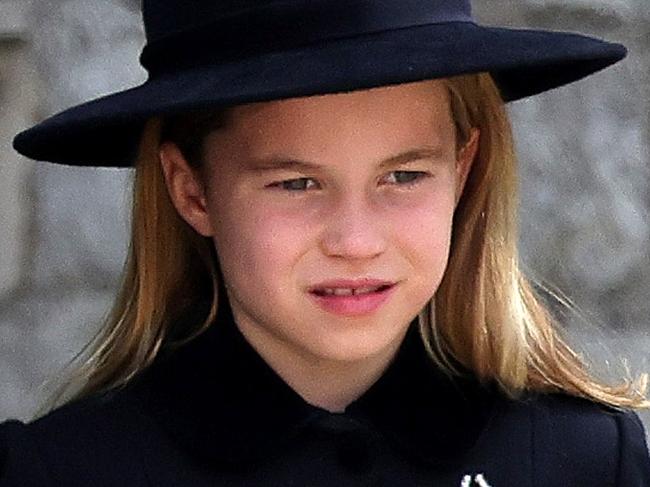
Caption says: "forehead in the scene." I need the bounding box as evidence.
[233,79,449,126]
[205,79,455,160]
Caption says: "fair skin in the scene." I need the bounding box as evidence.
[160,79,479,412]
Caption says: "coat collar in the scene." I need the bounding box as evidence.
[127,296,498,469]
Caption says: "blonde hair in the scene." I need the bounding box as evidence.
[37,73,648,417]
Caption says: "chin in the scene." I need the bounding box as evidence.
[303,319,411,364]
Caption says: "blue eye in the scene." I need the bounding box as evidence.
[268,178,319,192]
[385,171,430,186]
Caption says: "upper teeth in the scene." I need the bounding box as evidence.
[320,286,383,296]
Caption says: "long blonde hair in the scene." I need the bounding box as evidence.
[37,73,648,417]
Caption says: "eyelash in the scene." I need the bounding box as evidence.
[267,171,431,192]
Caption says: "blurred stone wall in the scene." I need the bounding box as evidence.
[476,0,650,332]
[0,0,648,434]
[0,0,143,420]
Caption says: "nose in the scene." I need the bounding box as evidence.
[319,192,387,261]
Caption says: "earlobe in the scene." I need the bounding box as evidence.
[455,128,480,203]
[159,142,214,237]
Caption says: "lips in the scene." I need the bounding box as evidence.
[307,280,398,316]
[308,279,396,296]
[313,285,393,296]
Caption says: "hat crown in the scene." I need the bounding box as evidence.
[140,0,474,75]
[142,0,265,42]
[142,0,473,43]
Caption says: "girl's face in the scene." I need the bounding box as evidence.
[163,79,477,368]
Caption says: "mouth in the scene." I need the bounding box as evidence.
[307,282,398,316]
[310,284,395,297]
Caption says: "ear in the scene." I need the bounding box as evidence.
[455,128,480,204]
[159,142,214,237]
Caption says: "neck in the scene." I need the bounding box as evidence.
[277,349,398,413]
[234,320,405,413]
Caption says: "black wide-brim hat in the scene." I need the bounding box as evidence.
[14,0,627,167]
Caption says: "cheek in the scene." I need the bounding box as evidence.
[208,194,306,293]
[390,179,458,286]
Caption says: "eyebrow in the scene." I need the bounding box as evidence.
[244,146,447,173]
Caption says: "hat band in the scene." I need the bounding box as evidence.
[141,0,473,76]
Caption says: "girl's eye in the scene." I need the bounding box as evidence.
[269,171,430,193]
[383,171,430,186]
[268,178,319,192]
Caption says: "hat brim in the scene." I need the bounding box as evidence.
[14,22,626,167]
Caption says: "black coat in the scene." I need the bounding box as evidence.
[1,299,649,486]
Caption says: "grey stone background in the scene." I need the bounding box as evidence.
[1,0,648,438]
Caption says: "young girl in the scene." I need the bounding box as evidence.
[2,1,649,485]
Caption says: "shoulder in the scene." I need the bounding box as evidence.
[0,387,157,486]
[0,419,53,486]
[504,391,650,485]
